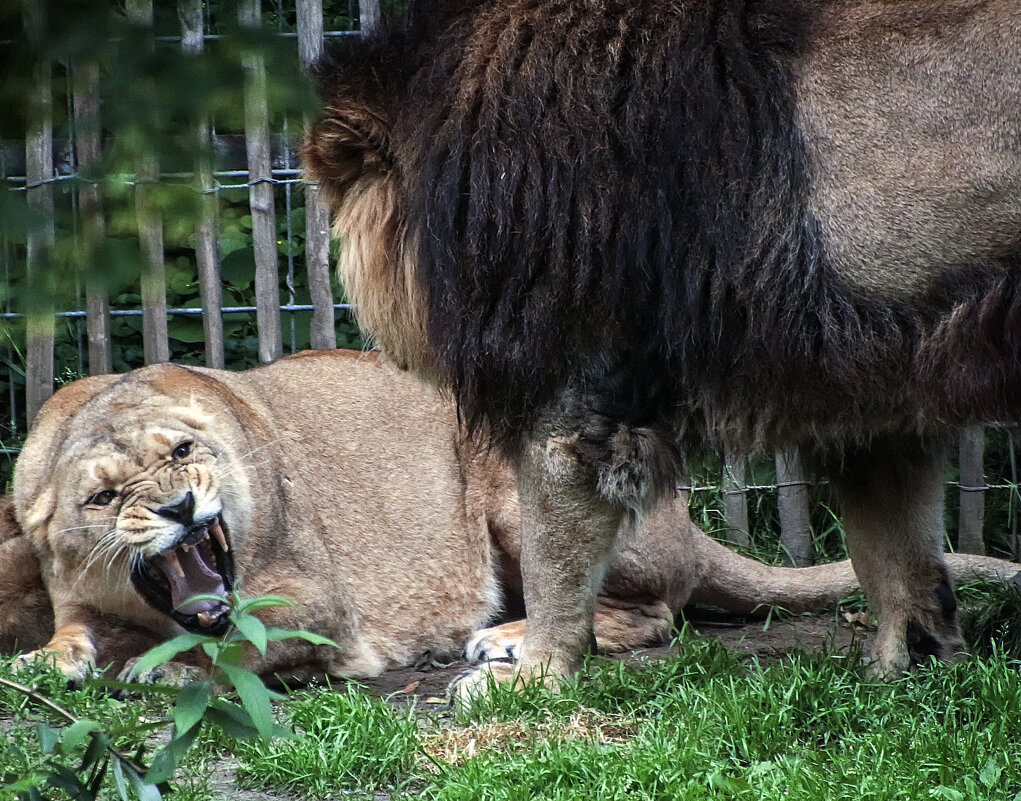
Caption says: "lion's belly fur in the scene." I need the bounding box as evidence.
[307,0,1021,459]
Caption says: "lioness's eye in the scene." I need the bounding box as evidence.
[172,441,193,459]
[86,489,118,507]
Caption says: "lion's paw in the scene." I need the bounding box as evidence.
[865,611,967,680]
[464,621,527,663]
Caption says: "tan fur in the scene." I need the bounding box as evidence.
[795,1,1021,298]
[332,178,435,377]
[11,351,491,680]
[6,350,1017,682]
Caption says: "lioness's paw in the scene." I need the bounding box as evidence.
[14,649,92,685]
[448,660,564,708]
[118,657,203,687]
[465,621,527,663]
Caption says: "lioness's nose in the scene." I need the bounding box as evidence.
[156,491,194,525]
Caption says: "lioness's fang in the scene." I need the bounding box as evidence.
[211,522,228,552]
[162,550,185,579]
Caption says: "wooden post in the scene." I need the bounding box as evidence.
[72,60,112,376]
[722,447,749,546]
[180,0,225,368]
[127,0,170,365]
[25,56,55,425]
[958,425,986,555]
[775,447,814,567]
[240,0,282,364]
[298,0,336,350]
[358,0,380,34]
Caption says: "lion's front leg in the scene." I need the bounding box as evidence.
[456,433,623,699]
[830,438,965,678]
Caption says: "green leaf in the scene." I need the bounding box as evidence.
[58,719,100,756]
[213,641,246,666]
[145,722,200,786]
[111,756,131,801]
[123,760,162,801]
[201,641,220,662]
[173,682,211,736]
[980,758,1002,788]
[167,316,207,344]
[220,245,255,281]
[235,595,296,613]
[80,730,110,773]
[263,627,340,648]
[130,632,210,679]
[205,699,259,738]
[46,764,91,801]
[35,723,60,755]
[219,664,276,741]
[176,593,231,610]
[232,612,268,657]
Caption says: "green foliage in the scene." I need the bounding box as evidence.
[0,0,365,485]
[5,621,1021,801]
[0,592,337,801]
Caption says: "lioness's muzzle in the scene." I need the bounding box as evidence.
[130,516,235,636]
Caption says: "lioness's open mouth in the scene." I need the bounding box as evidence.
[130,516,235,636]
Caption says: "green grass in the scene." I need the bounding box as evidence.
[4,612,1021,801]
[231,684,419,797]
[420,640,1021,801]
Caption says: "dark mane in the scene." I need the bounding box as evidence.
[313,0,1021,453]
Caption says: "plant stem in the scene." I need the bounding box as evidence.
[0,675,151,775]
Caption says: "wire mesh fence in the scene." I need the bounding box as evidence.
[0,0,1018,563]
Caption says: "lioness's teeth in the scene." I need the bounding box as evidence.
[162,550,185,578]
[181,543,193,554]
[197,612,215,627]
[211,522,229,552]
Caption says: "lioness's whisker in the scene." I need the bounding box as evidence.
[54,522,116,535]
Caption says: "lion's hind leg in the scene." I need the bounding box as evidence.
[830,438,966,678]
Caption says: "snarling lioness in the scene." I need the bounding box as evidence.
[6,350,1017,682]
[304,0,1021,690]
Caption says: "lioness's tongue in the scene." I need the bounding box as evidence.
[157,547,227,616]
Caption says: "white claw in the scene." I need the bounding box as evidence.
[162,549,185,579]
[211,522,229,552]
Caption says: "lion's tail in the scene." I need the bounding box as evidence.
[689,532,1019,616]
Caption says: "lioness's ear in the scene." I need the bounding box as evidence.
[22,488,55,546]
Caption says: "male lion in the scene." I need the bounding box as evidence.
[304,0,1021,690]
[9,351,1015,682]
